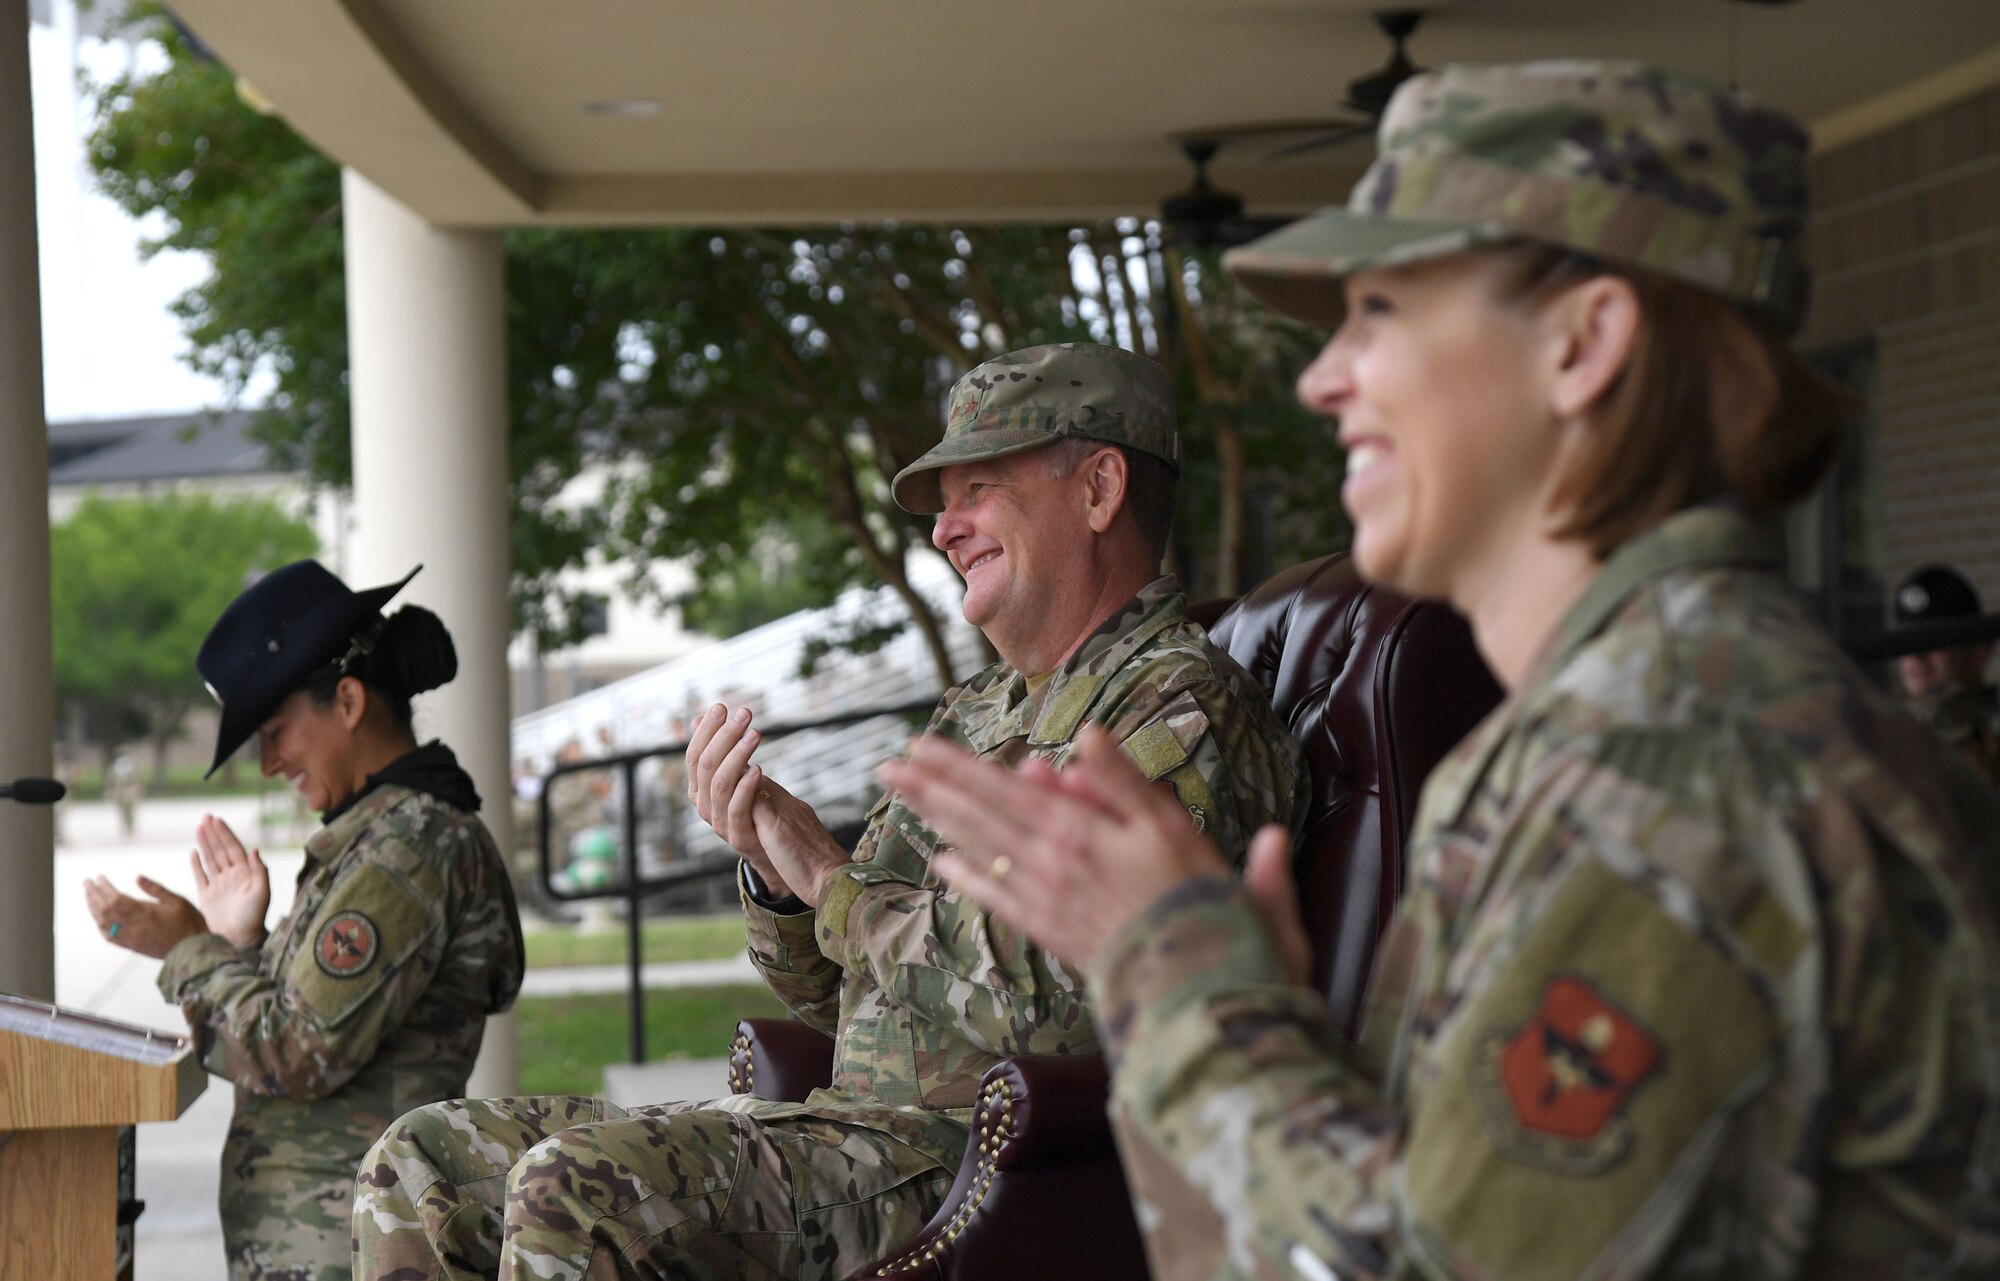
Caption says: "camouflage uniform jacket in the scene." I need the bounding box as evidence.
[743,574,1309,1162]
[1093,508,2000,1281]
[159,780,525,1268]
[1905,680,2000,787]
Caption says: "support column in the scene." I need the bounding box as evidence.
[342,169,516,1092]
[0,0,57,1000]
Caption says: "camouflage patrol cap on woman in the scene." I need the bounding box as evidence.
[1224,60,1812,334]
[891,342,1180,514]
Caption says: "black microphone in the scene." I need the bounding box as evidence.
[0,777,66,804]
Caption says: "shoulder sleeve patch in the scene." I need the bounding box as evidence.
[286,853,441,1028]
[1479,974,1663,1171]
[1400,856,1776,1280]
[314,910,382,979]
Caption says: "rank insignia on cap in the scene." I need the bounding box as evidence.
[315,910,380,979]
[1473,974,1661,1175]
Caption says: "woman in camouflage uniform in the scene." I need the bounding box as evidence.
[85,560,524,1281]
[887,62,2000,1281]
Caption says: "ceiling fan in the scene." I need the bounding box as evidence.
[1157,8,1429,248]
[1158,138,1296,250]
[1261,7,1429,161]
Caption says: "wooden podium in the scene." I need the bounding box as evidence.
[0,993,207,1279]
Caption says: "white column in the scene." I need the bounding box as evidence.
[0,0,56,1000]
[342,168,516,1092]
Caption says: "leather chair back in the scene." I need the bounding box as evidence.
[1192,554,1502,1033]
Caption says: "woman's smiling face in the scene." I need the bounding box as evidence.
[256,686,360,813]
[1295,252,1572,604]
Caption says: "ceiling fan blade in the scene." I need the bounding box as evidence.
[1263,120,1375,161]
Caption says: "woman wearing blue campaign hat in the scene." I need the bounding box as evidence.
[83,560,523,1281]
[884,61,2000,1281]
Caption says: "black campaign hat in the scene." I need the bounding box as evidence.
[1894,564,1982,626]
[197,560,420,777]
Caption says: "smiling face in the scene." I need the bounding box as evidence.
[1296,253,1572,604]
[932,448,1101,670]
[256,685,362,813]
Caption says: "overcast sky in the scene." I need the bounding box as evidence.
[31,1,250,423]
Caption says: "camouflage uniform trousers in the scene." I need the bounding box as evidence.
[353,1094,955,1280]
[219,1089,401,1279]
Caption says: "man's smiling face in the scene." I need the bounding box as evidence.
[931,448,1096,667]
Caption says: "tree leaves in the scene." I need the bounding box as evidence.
[86,8,1349,691]
[51,491,317,762]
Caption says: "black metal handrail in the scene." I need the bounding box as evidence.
[535,697,936,1062]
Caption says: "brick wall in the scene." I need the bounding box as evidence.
[1804,83,2000,609]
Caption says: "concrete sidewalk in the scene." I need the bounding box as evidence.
[46,796,755,1279]
[521,953,759,996]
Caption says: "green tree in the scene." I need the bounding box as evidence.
[51,491,318,778]
[88,8,1343,693]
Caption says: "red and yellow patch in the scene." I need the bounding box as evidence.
[314,909,380,979]
[1472,974,1663,1175]
[1499,975,1660,1139]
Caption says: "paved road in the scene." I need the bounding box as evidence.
[46,794,740,1279]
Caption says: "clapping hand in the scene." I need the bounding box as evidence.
[83,874,206,961]
[190,814,270,951]
[686,704,850,907]
[880,725,1311,979]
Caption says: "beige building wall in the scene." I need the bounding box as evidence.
[1804,84,2000,608]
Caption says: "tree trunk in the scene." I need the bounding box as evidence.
[149,729,172,786]
[744,300,966,691]
[1216,415,1246,596]
[796,412,963,693]
[877,554,961,692]
[1163,247,1246,595]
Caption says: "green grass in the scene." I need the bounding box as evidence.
[516,985,788,1096]
[523,914,748,969]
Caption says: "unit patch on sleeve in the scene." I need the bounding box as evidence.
[314,910,381,979]
[1473,974,1661,1175]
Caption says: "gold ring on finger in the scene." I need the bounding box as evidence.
[757,789,771,802]
[988,855,1013,883]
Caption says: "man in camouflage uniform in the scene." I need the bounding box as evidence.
[352,343,1309,1280]
[1893,564,2000,784]
[888,64,2000,1281]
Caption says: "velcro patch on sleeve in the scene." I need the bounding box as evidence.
[1123,718,1192,780]
[1122,703,1218,836]
[286,853,440,1029]
[1400,857,1776,1281]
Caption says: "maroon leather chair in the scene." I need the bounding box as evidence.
[726,552,1502,1280]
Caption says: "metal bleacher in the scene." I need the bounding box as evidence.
[515,553,988,866]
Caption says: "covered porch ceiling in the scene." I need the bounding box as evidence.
[167,0,2000,228]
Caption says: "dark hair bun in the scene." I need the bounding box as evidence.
[374,605,457,697]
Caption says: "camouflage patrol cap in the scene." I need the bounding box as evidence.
[891,342,1180,514]
[1224,60,1813,334]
